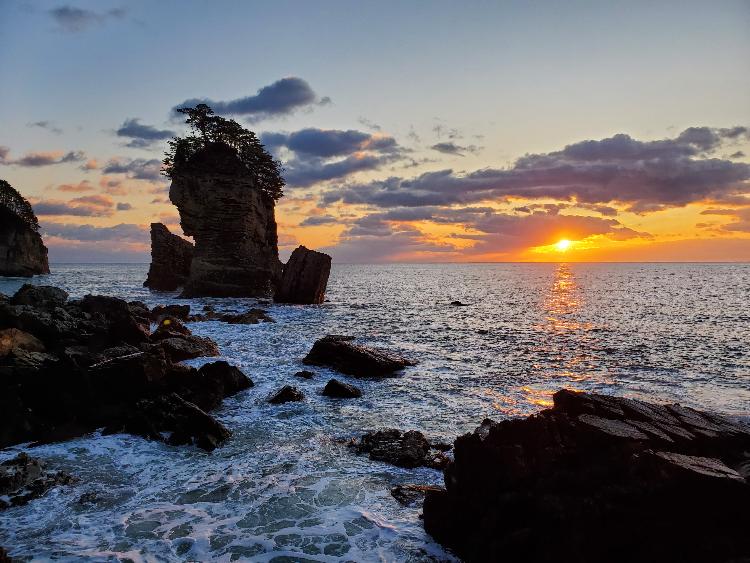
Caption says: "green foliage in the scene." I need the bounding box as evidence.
[163,104,285,201]
[0,179,39,231]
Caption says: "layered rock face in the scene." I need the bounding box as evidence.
[423,389,750,563]
[143,223,194,291]
[276,245,331,304]
[169,143,282,297]
[0,206,49,277]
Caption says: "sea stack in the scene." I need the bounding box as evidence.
[0,179,49,277]
[276,245,332,304]
[143,223,194,291]
[169,143,282,297]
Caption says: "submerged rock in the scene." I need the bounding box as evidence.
[352,429,450,469]
[268,385,304,404]
[144,223,194,291]
[276,245,332,304]
[391,484,443,507]
[422,389,750,563]
[189,307,274,324]
[322,378,362,398]
[0,453,76,509]
[169,143,282,298]
[294,370,315,379]
[303,335,415,377]
[0,180,49,277]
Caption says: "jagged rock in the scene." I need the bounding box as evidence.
[10,284,67,308]
[268,385,304,404]
[295,370,315,379]
[151,317,192,340]
[303,335,415,377]
[352,429,450,469]
[422,389,750,563]
[155,335,219,363]
[151,304,190,322]
[80,294,150,345]
[167,361,252,411]
[190,307,274,324]
[169,143,282,298]
[0,328,45,355]
[0,181,49,277]
[276,245,331,304]
[143,223,194,291]
[322,378,362,398]
[391,484,443,507]
[0,453,76,509]
[449,300,468,306]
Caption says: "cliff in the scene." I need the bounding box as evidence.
[0,181,49,277]
[276,245,331,304]
[143,223,194,291]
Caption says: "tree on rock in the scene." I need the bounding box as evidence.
[163,104,285,201]
[0,179,40,232]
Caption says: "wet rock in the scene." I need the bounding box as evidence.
[391,484,443,507]
[476,329,489,335]
[0,328,45,355]
[127,300,151,327]
[295,370,315,379]
[268,385,304,404]
[0,452,76,509]
[303,335,415,378]
[189,307,274,324]
[0,546,9,562]
[352,429,449,469]
[276,245,332,304]
[168,361,253,411]
[155,335,220,363]
[322,378,362,398]
[423,389,750,563]
[144,222,194,291]
[0,181,49,277]
[449,300,468,306]
[151,317,192,340]
[169,143,282,298]
[151,304,191,322]
[10,284,67,308]
[80,294,150,345]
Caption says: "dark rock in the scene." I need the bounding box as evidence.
[127,300,151,327]
[168,361,252,411]
[0,546,9,562]
[268,385,304,404]
[0,328,45,355]
[276,245,331,304]
[189,307,274,324]
[10,284,67,308]
[352,429,450,469]
[151,303,191,322]
[295,370,315,379]
[322,378,362,398]
[80,294,150,345]
[422,389,750,563]
[155,335,220,363]
[143,223,194,291]
[151,317,192,340]
[391,484,443,507]
[0,452,76,509]
[449,300,468,306]
[0,184,49,277]
[169,143,282,298]
[303,335,415,377]
[476,329,489,335]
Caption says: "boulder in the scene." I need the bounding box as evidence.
[303,335,415,377]
[294,370,315,379]
[0,182,49,277]
[351,429,450,469]
[10,284,68,308]
[0,452,76,509]
[169,143,282,297]
[0,328,45,355]
[268,385,304,404]
[167,360,252,411]
[276,245,331,304]
[322,378,362,398]
[143,223,194,291]
[190,308,274,324]
[155,335,220,363]
[151,304,191,322]
[422,389,750,563]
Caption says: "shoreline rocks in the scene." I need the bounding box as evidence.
[303,335,415,377]
[143,223,194,291]
[276,246,331,305]
[422,389,750,563]
[322,378,362,398]
[351,429,450,469]
[0,453,76,509]
[268,385,304,404]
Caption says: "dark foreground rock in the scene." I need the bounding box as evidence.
[143,223,194,291]
[295,370,315,379]
[303,335,415,377]
[0,285,246,451]
[151,303,191,322]
[189,307,274,324]
[276,245,332,304]
[423,389,750,563]
[268,385,304,404]
[351,429,450,469]
[322,378,362,398]
[0,452,76,509]
[0,180,49,277]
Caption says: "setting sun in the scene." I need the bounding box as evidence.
[555,239,572,252]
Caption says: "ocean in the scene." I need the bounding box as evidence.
[1,263,748,561]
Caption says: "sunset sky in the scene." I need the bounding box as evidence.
[1,0,749,262]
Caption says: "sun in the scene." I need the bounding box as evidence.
[555,239,571,252]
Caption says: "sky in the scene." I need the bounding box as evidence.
[1,0,749,263]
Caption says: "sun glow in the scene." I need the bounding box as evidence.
[555,239,572,252]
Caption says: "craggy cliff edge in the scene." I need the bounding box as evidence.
[0,180,49,277]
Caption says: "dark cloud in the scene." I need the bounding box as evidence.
[357,117,381,131]
[41,222,147,242]
[284,154,393,188]
[0,149,86,167]
[262,128,399,158]
[116,202,133,211]
[299,215,338,226]
[33,195,114,217]
[49,5,126,33]
[322,127,750,210]
[28,121,62,134]
[174,77,326,121]
[102,158,163,182]
[730,151,746,159]
[430,142,481,156]
[116,118,175,148]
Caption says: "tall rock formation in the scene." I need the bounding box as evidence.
[144,223,194,291]
[169,143,282,297]
[0,180,49,277]
[276,246,331,304]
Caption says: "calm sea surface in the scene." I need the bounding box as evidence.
[1,263,748,561]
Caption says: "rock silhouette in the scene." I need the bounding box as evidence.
[276,245,332,304]
[169,143,282,297]
[304,335,415,377]
[423,389,750,563]
[0,180,49,277]
[143,223,194,291]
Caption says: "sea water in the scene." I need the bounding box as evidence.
[1,263,748,561]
